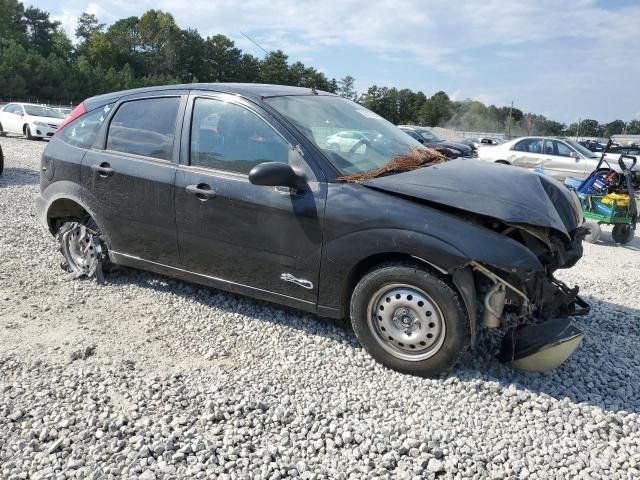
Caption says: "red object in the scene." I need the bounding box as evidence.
[56,103,86,132]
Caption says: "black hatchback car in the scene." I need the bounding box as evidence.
[37,84,588,376]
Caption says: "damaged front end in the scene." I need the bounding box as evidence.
[362,160,592,371]
[468,225,589,371]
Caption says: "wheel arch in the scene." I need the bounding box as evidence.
[46,197,88,233]
[495,159,510,165]
[334,252,477,342]
[42,189,111,250]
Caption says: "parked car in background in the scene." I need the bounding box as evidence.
[476,136,640,180]
[579,140,608,152]
[398,125,472,158]
[0,103,65,139]
[479,137,502,145]
[460,137,502,152]
[36,83,588,376]
[326,130,373,153]
[54,107,73,117]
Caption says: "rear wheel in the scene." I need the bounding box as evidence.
[350,263,470,377]
[583,221,601,243]
[612,224,634,244]
[56,215,110,281]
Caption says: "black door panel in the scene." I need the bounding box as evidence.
[175,169,326,303]
[81,151,179,264]
[174,92,326,303]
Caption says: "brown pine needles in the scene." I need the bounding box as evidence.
[337,147,449,182]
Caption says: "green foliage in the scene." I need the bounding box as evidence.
[0,0,634,137]
[337,76,357,100]
[75,12,104,42]
[626,120,640,135]
[0,2,339,102]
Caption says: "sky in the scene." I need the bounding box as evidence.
[31,0,640,124]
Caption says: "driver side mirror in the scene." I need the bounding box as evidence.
[249,162,306,190]
[570,151,579,159]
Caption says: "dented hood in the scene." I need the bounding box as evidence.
[362,159,581,237]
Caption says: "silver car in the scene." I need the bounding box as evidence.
[476,136,638,180]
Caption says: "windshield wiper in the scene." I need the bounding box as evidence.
[337,147,448,181]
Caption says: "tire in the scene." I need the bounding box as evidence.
[612,224,634,244]
[57,214,111,279]
[0,122,6,137]
[350,262,470,377]
[24,125,34,140]
[583,221,601,243]
[0,145,4,176]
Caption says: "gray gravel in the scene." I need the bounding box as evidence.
[1,135,639,479]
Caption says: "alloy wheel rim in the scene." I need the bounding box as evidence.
[64,225,100,274]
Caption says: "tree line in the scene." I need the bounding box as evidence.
[1,0,638,137]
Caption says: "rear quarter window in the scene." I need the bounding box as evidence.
[57,104,113,148]
[106,97,180,161]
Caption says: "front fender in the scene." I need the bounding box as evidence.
[318,223,542,315]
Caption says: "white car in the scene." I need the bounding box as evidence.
[326,130,371,153]
[54,107,72,117]
[0,103,65,140]
[476,136,639,180]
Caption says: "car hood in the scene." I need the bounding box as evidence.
[28,115,63,125]
[362,159,581,237]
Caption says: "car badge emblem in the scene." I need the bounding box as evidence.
[280,273,313,290]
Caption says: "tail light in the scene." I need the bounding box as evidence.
[56,103,86,132]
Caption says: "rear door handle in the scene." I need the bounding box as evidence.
[186,183,216,201]
[91,162,114,177]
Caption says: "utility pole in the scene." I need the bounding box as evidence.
[507,100,513,137]
[575,118,581,140]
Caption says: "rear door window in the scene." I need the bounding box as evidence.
[514,138,543,153]
[106,97,180,160]
[58,104,113,148]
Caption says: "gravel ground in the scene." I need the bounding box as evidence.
[1,135,639,479]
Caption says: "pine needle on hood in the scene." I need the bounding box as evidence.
[337,147,449,182]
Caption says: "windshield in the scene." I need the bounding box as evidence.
[23,105,65,119]
[565,140,599,158]
[420,130,441,142]
[264,95,424,175]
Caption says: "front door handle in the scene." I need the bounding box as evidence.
[91,162,114,178]
[186,183,216,201]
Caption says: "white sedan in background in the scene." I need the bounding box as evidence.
[475,136,639,180]
[326,130,371,152]
[0,103,65,140]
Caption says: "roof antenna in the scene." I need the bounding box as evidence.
[240,31,269,55]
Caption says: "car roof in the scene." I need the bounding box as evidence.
[5,102,47,107]
[84,83,337,111]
